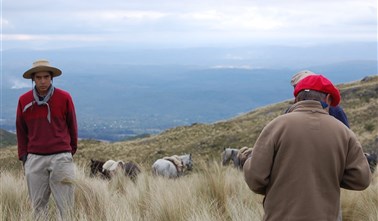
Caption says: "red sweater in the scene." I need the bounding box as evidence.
[16,88,78,160]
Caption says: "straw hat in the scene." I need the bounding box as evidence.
[290,70,316,87]
[23,59,62,79]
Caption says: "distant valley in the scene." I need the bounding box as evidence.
[1,44,377,141]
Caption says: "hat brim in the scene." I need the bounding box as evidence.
[23,66,62,79]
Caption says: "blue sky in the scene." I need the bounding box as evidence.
[1,0,377,50]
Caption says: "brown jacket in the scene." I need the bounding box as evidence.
[244,100,371,221]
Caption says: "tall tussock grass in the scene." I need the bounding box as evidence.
[341,171,378,221]
[1,162,377,221]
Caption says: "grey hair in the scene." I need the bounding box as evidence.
[296,90,327,103]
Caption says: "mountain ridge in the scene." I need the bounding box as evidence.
[1,75,377,171]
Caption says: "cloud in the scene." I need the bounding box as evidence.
[3,34,104,42]
[1,0,376,49]
[179,8,283,31]
[0,18,10,27]
[9,78,30,89]
[74,10,168,28]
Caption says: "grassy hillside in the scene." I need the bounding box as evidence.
[0,129,16,148]
[1,75,377,171]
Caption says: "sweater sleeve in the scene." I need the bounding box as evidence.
[16,99,28,160]
[243,122,276,195]
[340,135,371,190]
[66,94,78,155]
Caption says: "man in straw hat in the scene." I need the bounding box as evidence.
[290,70,349,127]
[244,74,371,221]
[16,59,78,220]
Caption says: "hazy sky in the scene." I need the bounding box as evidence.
[1,0,377,50]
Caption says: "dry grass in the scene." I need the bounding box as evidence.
[341,170,378,221]
[0,161,263,221]
[1,161,377,221]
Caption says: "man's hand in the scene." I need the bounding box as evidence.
[21,154,28,166]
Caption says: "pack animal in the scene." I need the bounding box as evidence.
[152,153,193,178]
[364,152,377,173]
[90,159,141,181]
[221,147,240,167]
[222,147,253,169]
[237,146,253,169]
[90,159,111,179]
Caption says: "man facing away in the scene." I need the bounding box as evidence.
[16,59,78,220]
[291,70,349,221]
[243,74,371,221]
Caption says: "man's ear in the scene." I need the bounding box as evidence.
[294,96,299,103]
[326,94,333,106]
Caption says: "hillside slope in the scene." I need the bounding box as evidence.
[0,129,16,148]
[1,75,377,171]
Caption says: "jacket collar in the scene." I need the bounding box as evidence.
[287,100,329,115]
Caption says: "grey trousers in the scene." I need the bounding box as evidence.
[25,152,75,220]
